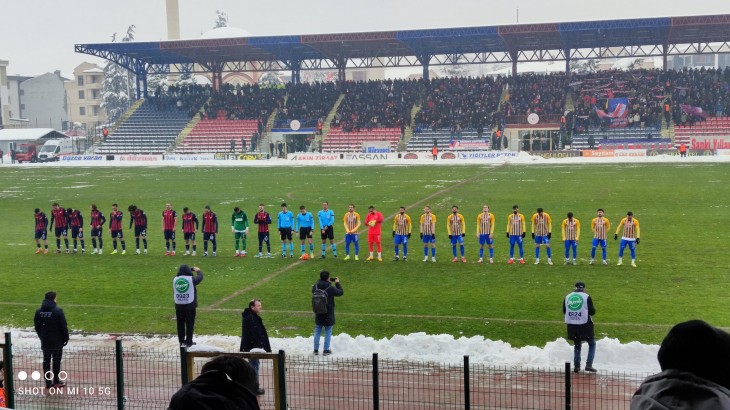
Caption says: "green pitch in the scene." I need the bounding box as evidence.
[1,163,728,347]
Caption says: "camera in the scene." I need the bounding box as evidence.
[330,278,337,282]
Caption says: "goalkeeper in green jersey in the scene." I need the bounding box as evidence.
[232,207,249,257]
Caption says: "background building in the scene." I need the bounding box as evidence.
[65,62,107,132]
[0,59,8,128]
[19,70,68,129]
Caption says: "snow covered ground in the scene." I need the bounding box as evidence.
[4,152,725,375]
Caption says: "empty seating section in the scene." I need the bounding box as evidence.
[323,128,401,153]
[176,119,259,153]
[407,129,491,151]
[674,117,730,147]
[95,98,191,154]
[571,127,667,149]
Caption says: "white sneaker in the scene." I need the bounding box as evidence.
[547,258,553,265]
[212,252,217,257]
[92,249,98,254]
[423,256,428,262]
[534,258,540,265]
[602,260,608,265]
[631,260,637,267]
[143,249,147,254]
[565,259,570,265]
[184,251,190,256]
[192,251,196,256]
[589,259,594,265]
[255,252,263,258]
[204,252,208,257]
[431,257,436,263]
[99,249,103,255]
[617,258,623,266]
[572,259,577,265]
[478,258,483,263]
[135,249,140,255]
[489,258,493,264]
[266,252,272,258]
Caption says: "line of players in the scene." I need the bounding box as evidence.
[32,202,641,266]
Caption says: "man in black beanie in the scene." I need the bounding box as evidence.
[631,320,730,409]
[34,291,69,389]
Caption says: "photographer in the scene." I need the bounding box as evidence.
[312,271,343,356]
[34,291,69,389]
[173,264,204,348]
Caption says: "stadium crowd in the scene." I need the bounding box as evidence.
[333,79,421,131]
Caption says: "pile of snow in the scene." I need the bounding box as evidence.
[1,328,661,374]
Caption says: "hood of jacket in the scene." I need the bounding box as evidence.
[40,299,57,312]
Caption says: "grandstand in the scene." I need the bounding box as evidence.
[175,118,259,154]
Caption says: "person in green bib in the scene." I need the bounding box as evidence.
[563,281,597,373]
[232,207,250,257]
[173,265,203,348]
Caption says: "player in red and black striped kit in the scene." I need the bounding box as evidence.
[254,204,272,258]
[34,208,49,254]
[89,204,106,254]
[128,205,148,255]
[162,203,178,256]
[182,207,199,256]
[201,205,218,257]
[50,202,69,253]
[109,203,126,254]
[67,207,85,253]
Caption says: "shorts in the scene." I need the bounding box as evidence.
[450,234,464,245]
[164,230,176,240]
[111,230,123,239]
[368,233,381,244]
[535,235,550,245]
[91,227,103,237]
[233,231,246,240]
[54,227,67,238]
[321,225,334,240]
[184,232,196,241]
[135,226,147,237]
[591,238,607,248]
[279,227,292,241]
[203,233,216,241]
[35,230,47,240]
[394,234,408,245]
[509,235,523,246]
[478,234,493,246]
[71,226,83,239]
[422,234,435,244]
[299,227,313,240]
[258,232,269,243]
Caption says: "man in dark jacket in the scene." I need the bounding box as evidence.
[630,320,730,409]
[240,299,271,395]
[563,281,596,373]
[312,270,343,356]
[173,264,204,348]
[34,291,69,388]
[168,355,260,410]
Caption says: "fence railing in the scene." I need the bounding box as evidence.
[2,332,649,409]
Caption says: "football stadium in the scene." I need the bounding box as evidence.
[1,2,730,409]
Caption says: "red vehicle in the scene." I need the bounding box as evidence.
[14,143,40,163]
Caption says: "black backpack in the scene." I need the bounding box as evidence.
[312,285,329,314]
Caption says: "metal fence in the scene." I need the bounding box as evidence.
[2,333,649,410]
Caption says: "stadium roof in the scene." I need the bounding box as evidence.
[75,13,730,93]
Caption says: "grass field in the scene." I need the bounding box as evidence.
[1,163,729,347]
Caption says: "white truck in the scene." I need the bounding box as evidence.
[38,137,82,162]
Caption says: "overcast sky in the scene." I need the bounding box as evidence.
[2,0,730,77]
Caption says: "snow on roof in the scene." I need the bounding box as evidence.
[0,128,64,141]
[199,26,252,39]
[83,67,105,73]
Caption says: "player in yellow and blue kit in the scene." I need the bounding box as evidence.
[531,207,553,265]
[420,205,437,262]
[614,211,640,267]
[561,212,581,265]
[506,205,526,264]
[590,209,610,265]
[476,205,495,264]
[343,204,361,261]
[447,206,467,263]
[392,206,412,261]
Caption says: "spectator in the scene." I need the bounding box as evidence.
[630,320,730,409]
[173,264,204,348]
[230,139,235,153]
[34,291,69,389]
[240,298,271,396]
[312,270,343,356]
[168,355,261,410]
